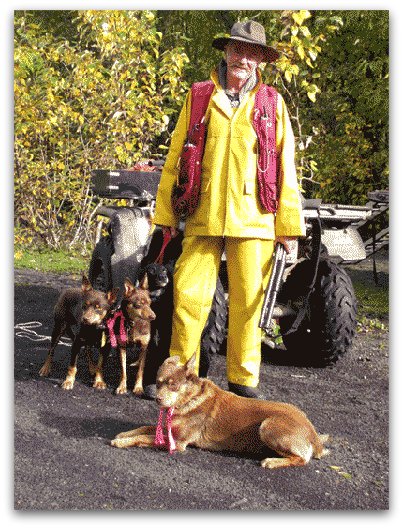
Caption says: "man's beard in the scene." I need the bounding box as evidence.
[229,62,255,80]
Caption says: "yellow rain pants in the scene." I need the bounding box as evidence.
[169,235,274,387]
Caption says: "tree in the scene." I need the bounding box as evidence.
[14,10,189,249]
[306,10,389,203]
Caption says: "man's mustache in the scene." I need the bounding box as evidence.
[230,62,249,70]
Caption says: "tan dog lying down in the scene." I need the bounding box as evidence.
[111,353,329,469]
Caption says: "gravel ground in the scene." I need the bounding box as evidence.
[13,255,390,514]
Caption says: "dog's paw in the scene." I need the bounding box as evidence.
[39,360,52,377]
[261,455,307,469]
[260,457,288,469]
[114,432,128,439]
[316,447,330,459]
[133,386,144,398]
[261,458,278,469]
[111,437,133,448]
[61,379,74,390]
[115,384,128,395]
[93,380,107,390]
[175,442,187,453]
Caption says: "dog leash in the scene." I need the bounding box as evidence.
[15,321,70,346]
[106,310,127,348]
[154,407,176,454]
[155,229,172,265]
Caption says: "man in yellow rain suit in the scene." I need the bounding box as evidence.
[153,20,305,398]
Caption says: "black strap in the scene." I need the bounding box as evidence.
[282,216,322,336]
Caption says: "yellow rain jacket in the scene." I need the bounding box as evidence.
[154,68,306,240]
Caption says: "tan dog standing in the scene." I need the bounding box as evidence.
[115,275,156,397]
[111,353,329,469]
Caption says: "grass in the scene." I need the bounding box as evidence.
[353,280,389,332]
[14,247,88,275]
[354,281,389,320]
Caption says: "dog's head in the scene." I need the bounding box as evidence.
[155,353,198,409]
[144,263,169,290]
[122,275,156,322]
[81,275,118,326]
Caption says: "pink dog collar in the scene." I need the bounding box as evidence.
[154,407,176,454]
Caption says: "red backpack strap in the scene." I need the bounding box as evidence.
[189,81,215,133]
[255,84,277,122]
[171,81,215,219]
[253,84,278,213]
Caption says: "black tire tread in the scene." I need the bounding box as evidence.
[88,235,113,292]
[279,258,357,366]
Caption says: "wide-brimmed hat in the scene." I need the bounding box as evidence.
[212,20,279,63]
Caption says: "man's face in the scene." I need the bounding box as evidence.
[225,41,264,81]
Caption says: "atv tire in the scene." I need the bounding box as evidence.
[88,235,113,292]
[278,258,357,366]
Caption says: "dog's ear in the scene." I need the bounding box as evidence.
[81,275,93,292]
[185,351,198,376]
[124,278,135,297]
[139,273,149,290]
[107,287,119,304]
[164,356,180,367]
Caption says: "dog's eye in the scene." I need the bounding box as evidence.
[167,379,179,391]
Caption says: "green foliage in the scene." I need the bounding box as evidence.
[155,11,224,84]
[353,279,389,321]
[14,10,189,249]
[306,10,389,204]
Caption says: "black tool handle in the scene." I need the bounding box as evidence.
[259,243,286,334]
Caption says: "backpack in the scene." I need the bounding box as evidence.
[171,80,278,219]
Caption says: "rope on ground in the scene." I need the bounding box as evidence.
[14,321,71,346]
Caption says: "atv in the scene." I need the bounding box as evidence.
[88,163,388,370]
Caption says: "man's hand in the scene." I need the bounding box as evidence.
[275,236,297,254]
[161,226,179,238]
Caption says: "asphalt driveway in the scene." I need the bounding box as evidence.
[14,268,389,511]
